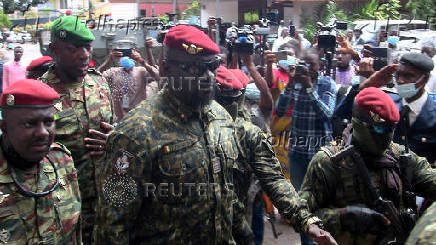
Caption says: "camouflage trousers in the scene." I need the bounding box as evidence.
[77,159,97,244]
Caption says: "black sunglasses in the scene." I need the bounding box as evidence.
[169,58,221,77]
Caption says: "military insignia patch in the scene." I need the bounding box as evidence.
[0,229,10,243]
[59,30,67,38]
[212,157,221,174]
[182,43,204,55]
[0,192,10,204]
[114,150,134,174]
[6,94,14,106]
[103,174,138,208]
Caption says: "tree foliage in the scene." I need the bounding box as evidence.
[351,0,401,20]
[182,0,200,19]
[406,0,436,20]
[3,0,49,15]
[0,10,11,27]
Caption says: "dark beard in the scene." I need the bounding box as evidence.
[1,137,39,170]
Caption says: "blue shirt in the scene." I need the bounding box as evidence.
[276,74,337,158]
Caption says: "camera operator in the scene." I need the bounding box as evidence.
[98,48,160,121]
[276,48,337,245]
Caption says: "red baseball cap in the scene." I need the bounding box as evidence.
[216,66,243,90]
[26,56,53,71]
[1,79,60,107]
[164,25,220,55]
[355,87,400,123]
[229,69,250,88]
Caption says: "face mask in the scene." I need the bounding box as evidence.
[395,75,424,99]
[120,57,135,70]
[352,118,393,157]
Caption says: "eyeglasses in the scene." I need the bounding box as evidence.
[353,117,395,135]
[169,57,221,77]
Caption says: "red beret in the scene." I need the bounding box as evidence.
[26,56,52,71]
[216,66,243,90]
[355,87,400,123]
[164,25,220,55]
[229,69,250,88]
[1,79,60,107]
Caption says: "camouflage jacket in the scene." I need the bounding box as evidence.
[233,116,315,233]
[40,67,115,199]
[0,143,81,244]
[95,89,240,244]
[300,141,436,245]
[406,202,436,245]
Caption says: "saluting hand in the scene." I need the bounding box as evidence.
[84,122,115,156]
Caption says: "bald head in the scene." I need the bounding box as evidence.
[422,42,435,58]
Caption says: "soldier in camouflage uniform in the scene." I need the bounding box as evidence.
[215,65,338,245]
[39,16,115,243]
[94,25,246,244]
[406,202,436,245]
[300,87,436,245]
[0,79,81,244]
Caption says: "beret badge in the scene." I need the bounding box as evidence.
[182,43,204,55]
[369,111,386,123]
[59,30,67,39]
[6,95,14,106]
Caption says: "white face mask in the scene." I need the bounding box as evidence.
[395,75,425,99]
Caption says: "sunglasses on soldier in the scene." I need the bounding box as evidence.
[169,57,221,77]
[352,117,395,135]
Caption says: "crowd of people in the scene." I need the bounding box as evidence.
[0,14,435,245]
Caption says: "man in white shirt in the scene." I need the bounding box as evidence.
[272,27,292,52]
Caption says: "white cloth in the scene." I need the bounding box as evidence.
[403,92,428,126]
[272,36,292,52]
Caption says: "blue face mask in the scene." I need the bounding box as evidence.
[120,57,135,70]
[395,75,424,99]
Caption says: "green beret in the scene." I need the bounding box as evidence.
[51,16,95,45]
[400,53,434,72]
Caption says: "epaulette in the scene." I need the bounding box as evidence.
[389,142,405,157]
[87,67,102,76]
[321,141,342,158]
[50,142,72,156]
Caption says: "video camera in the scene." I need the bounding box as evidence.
[156,23,176,43]
[317,19,347,49]
[233,27,255,55]
[295,61,308,76]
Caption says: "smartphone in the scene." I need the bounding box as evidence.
[116,48,132,57]
[289,25,296,37]
[273,51,288,61]
[365,47,392,71]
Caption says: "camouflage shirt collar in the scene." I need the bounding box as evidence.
[163,88,214,121]
[0,148,13,183]
[40,67,96,87]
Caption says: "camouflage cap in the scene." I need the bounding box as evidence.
[51,16,95,45]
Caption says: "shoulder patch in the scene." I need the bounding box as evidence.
[50,142,72,156]
[87,67,102,76]
[114,150,135,174]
